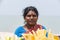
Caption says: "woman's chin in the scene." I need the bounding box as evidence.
[29,23,36,26]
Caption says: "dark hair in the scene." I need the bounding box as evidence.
[23,6,39,18]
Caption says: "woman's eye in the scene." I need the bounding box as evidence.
[27,15,31,17]
[26,15,37,17]
[33,15,37,17]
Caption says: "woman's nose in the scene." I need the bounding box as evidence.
[30,16,33,19]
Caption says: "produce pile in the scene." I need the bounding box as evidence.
[0,32,20,40]
[0,29,59,40]
[22,29,59,40]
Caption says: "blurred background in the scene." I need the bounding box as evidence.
[0,0,60,34]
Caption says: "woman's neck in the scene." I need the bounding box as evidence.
[25,23,37,29]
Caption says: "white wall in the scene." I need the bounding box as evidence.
[0,0,60,34]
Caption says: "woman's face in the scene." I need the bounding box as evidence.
[24,10,38,26]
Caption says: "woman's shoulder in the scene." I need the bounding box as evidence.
[16,26,24,30]
[42,25,47,30]
[15,26,26,32]
[14,26,26,37]
[38,24,47,30]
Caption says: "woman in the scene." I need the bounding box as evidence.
[15,6,47,37]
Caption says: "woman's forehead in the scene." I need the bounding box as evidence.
[27,11,36,15]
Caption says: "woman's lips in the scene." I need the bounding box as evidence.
[29,21,35,23]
